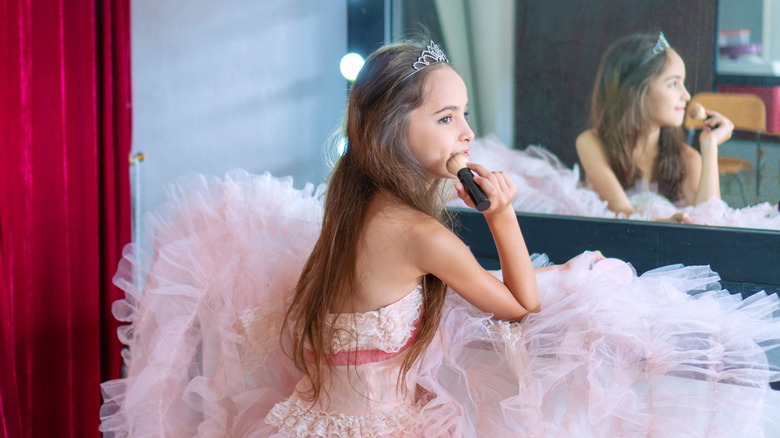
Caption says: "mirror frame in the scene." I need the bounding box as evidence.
[450,208,780,297]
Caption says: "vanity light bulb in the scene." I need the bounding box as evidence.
[340,53,365,82]
[337,137,347,156]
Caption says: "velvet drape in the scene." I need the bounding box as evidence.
[0,1,132,436]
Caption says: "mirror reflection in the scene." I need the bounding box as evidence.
[390,0,780,230]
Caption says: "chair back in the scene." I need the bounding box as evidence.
[684,92,766,133]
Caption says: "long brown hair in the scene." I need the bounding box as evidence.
[281,42,451,403]
[588,33,686,201]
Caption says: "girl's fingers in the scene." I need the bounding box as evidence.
[468,163,501,192]
[496,171,517,197]
[468,164,509,188]
[467,162,491,178]
[465,163,517,210]
[493,171,509,191]
[703,111,733,129]
[475,171,512,198]
[700,110,734,145]
[472,175,497,197]
[673,212,692,224]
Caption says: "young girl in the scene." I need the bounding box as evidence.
[101,41,780,437]
[576,32,735,222]
[263,40,573,435]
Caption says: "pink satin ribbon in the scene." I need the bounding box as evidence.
[308,320,421,366]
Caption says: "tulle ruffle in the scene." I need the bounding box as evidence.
[265,395,422,438]
[101,170,780,437]
[100,171,324,437]
[461,255,780,436]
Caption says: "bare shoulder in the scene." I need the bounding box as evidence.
[575,129,612,174]
[680,143,702,169]
[576,129,604,153]
[403,209,454,246]
[680,142,701,160]
[355,198,454,308]
[363,197,452,253]
[385,208,465,264]
[576,128,599,143]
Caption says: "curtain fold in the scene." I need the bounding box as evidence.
[0,0,132,436]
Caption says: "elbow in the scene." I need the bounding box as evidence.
[515,304,541,322]
[511,305,540,323]
[499,304,540,323]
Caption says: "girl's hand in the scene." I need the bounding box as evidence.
[559,250,605,271]
[656,212,693,224]
[699,110,734,148]
[454,163,516,215]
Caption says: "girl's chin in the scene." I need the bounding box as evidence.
[664,118,685,128]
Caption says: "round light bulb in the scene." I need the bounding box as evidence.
[336,137,347,156]
[340,53,365,82]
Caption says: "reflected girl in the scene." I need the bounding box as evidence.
[576,32,734,222]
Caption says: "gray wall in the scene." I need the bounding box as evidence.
[132,0,347,243]
[719,0,763,44]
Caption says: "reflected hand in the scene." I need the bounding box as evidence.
[657,212,693,224]
[699,110,734,148]
[560,250,604,271]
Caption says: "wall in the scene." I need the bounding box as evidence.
[132,0,346,244]
[718,0,763,45]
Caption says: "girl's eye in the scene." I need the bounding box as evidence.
[669,81,678,88]
[464,111,470,119]
[439,116,453,124]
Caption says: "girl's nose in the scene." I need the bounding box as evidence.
[682,86,691,102]
[462,121,475,143]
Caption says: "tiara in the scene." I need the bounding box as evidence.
[638,32,670,67]
[412,41,449,71]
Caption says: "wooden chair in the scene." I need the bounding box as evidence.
[684,92,767,206]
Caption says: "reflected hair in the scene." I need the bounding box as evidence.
[588,32,686,201]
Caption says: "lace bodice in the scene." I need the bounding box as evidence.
[327,286,423,354]
[265,286,426,437]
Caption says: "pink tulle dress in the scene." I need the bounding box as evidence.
[100,170,780,437]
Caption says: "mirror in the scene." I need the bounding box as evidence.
[377,0,780,231]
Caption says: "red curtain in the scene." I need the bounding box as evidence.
[0,1,132,437]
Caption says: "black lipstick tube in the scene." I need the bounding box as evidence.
[457,168,491,212]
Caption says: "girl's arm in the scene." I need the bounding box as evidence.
[683,110,734,205]
[575,130,638,216]
[408,165,539,321]
[468,163,539,313]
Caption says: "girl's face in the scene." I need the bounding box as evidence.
[406,67,474,180]
[645,49,691,129]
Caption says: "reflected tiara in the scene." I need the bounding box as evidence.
[638,32,670,67]
[412,41,449,71]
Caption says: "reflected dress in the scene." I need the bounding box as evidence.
[100,171,780,437]
[448,135,780,229]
